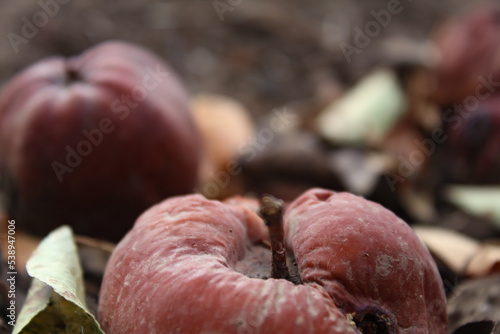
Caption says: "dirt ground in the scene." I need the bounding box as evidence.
[0,0,487,115]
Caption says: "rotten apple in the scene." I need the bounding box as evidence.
[0,41,200,241]
[98,188,447,333]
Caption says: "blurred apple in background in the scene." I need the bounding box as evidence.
[432,4,500,106]
[430,4,500,185]
[0,41,201,242]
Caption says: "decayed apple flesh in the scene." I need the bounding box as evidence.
[98,188,448,333]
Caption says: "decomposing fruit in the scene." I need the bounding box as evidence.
[0,41,200,241]
[432,4,500,105]
[98,188,447,333]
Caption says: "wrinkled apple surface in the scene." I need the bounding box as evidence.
[0,41,200,241]
[98,189,447,333]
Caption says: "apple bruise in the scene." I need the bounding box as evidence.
[98,190,447,333]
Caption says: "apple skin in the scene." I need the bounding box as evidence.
[0,41,200,241]
[284,189,448,333]
[98,189,447,333]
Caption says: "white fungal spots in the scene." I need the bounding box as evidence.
[163,211,188,221]
[274,282,286,313]
[306,293,320,317]
[344,261,354,283]
[376,254,395,277]
[368,204,381,214]
[255,282,274,322]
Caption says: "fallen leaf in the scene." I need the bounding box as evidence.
[13,226,104,334]
[328,149,390,196]
[448,275,500,332]
[191,93,256,199]
[399,186,436,223]
[445,186,500,228]
[414,226,480,274]
[315,68,407,146]
[466,242,500,277]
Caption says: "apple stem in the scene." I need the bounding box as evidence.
[64,64,81,85]
[259,194,294,282]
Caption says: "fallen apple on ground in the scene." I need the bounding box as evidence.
[0,40,200,241]
[431,4,500,106]
[98,188,448,333]
[440,96,500,184]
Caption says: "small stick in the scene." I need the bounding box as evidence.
[259,194,291,281]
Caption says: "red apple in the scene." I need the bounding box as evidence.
[0,41,200,241]
[98,188,447,333]
[432,4,500,105]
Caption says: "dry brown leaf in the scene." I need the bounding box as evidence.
[466,242,500,277]
[414,226,479,274]
[400,187,436,223]
[191,93,255,199]
[447,274,500,332]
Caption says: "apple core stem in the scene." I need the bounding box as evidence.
[259,195,292,282]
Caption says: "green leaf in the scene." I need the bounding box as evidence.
[315,68,407,146]
[445,185,500,228]
[13,226,105,334]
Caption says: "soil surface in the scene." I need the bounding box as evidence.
[0,0,485,115]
